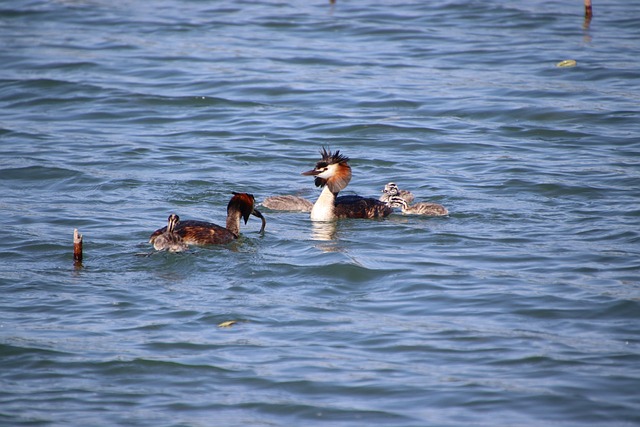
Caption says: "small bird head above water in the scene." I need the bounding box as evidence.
[379,182,415,205]
[229,192,266,233]
[382,182,400,196]
[301,147,352,194]
[386,195,409,209]
[167,213,180,232]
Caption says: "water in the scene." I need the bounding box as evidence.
[1,0,639,425]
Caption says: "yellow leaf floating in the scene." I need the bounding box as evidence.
[218,320,238,328]
[556,59,577,68]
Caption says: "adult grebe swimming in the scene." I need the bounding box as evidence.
[302,148,393,221]
[149,192,266,246]
[261,194,313,212]
[379,182,415,205]
[152,214,189,252]
[387,195,449,216]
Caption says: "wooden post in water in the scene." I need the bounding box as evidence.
[74,229,83,264]
[584,0,593,19]
[583,0,593,31]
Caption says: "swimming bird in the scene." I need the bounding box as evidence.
[149,192,266,246]
[152,214,189,252]
[379,182,415,205]
[302,148,393,221]
[261,194,313,212]
[387,195,449,216]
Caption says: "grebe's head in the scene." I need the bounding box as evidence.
[229,192,266,232]
[386,195,408,209]
[301,147,352,193]
[167,213,180,232]
[382,182,399,196]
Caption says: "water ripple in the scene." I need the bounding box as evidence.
[1,0,640,426]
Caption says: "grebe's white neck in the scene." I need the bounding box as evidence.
[302,148,353,221]
[310,186,337,221]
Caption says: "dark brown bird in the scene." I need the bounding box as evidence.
[149,192,266,246]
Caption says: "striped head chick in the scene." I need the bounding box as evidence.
[380,182,415,205]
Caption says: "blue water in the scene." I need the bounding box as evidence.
[1,1,639,426]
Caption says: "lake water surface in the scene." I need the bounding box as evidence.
[1,1,639,426]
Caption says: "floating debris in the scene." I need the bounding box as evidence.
[556,59,577,68]
[218,320,239,328]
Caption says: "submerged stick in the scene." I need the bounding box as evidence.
[73,229,83,263]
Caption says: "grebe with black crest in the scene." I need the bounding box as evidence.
[302,148,393,221]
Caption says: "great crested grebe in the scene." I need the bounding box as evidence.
[261,194,313,212]
[153,213,189,252]
[149,192,266,246]
[302,148,393,221]
[387,195,449,216]
[379,182,415,205]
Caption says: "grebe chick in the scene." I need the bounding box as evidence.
[149,192,266,246]
[302,147,393,221]
[379,182,415,204]
[387,195,449,216]
[261,194,313,212]
[153,214,189,252]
